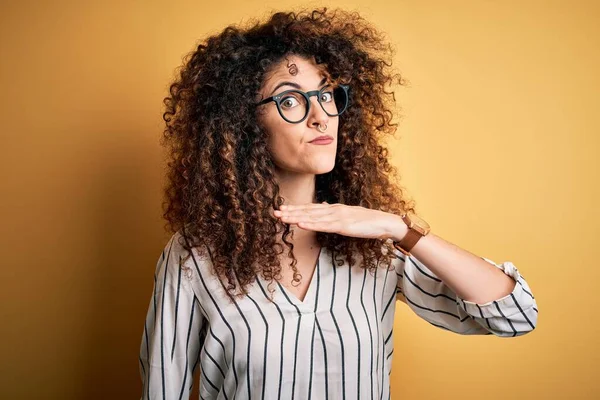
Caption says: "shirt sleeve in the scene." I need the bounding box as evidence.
[394,249,538,337]
[139,234,206,399]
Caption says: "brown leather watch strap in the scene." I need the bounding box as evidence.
[401,228,423,253]
[394,229,422,256]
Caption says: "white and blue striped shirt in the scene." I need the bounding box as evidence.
[139,231,538,399]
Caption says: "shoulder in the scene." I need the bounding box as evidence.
[156,230,213,289]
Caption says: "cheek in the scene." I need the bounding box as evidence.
[261,112,300,150]
[267,124,303,161]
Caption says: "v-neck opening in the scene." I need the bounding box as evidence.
[277,245,323,308]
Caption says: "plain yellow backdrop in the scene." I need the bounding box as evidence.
[1,0,597,399]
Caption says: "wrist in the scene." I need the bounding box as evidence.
[386,213,409,242]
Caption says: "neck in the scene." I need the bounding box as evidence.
[274,168,319,243]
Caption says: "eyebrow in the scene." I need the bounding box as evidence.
[269,76,328,96]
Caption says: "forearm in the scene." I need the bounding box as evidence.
[387,214,517,304]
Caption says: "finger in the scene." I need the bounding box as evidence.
[277,208,335,220]
[278,213,340,225]
[280,203,333,210]
[276,213,315,223]
[296,221,336,232]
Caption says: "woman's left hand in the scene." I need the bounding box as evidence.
[273,202,406,241]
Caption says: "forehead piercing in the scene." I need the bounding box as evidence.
[286,59,298,75]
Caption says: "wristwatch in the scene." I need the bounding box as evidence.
[392,211,431,256]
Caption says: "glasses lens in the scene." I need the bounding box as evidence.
[278,91,308,123]
[319,84,348,117]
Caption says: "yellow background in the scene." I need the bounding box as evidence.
[1,0,597,398]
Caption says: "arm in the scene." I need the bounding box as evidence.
[395,251,538,336]
[389,219,538,337]
[139,235,206,399]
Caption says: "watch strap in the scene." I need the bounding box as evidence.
[393,212,427,256]
[394,229,422,255]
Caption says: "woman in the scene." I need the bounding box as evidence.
[139,8,538,399]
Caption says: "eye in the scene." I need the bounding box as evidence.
[280,94,302,109]
[320,91,333,102]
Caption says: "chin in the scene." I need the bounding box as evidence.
[312,158,336,174]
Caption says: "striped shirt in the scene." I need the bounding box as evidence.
[139,231,538,399]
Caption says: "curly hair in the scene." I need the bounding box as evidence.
[160,7,417,301]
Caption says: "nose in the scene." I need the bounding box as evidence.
[307,95,330,129]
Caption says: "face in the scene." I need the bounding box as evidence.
[256,55,339,176]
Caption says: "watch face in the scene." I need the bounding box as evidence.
[407,212,430,234]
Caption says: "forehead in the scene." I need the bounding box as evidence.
[264,55,330,84]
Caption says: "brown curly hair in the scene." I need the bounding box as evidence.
[160,7,417,301]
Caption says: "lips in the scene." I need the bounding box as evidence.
[309,135,334,143]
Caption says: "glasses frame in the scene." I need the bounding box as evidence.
[256,83,350,124]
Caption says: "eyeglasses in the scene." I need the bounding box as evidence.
[256,84,350,124]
